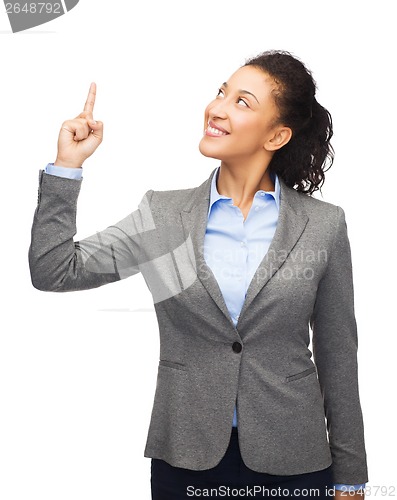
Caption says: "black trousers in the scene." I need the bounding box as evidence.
[151,427,334,499]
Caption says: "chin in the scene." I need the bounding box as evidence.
[198,138,223,160]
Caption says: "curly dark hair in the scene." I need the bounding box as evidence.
[244,50,334,195]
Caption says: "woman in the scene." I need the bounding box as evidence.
[29,50,368,499]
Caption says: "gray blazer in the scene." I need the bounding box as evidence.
[29,167,368,484]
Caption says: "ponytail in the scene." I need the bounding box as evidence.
[244,51,334,195]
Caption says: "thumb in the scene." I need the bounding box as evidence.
[88,119,104,141]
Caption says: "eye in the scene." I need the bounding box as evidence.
[216,88,225,98]
[237,97,249,107]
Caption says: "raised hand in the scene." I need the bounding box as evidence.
[54,82,104,169]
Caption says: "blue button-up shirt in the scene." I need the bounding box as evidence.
[204,166,280,427]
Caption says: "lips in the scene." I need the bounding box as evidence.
[205,120,229,137]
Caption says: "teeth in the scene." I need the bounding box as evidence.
[207,126,227,136]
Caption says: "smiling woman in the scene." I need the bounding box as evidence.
[29,49,368,499]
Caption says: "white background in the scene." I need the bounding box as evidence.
[0,1,396,498]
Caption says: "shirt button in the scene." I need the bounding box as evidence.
[255,206,260,211]
[240,241,246,247]
[260,192,265,197]
[232,342,242,353]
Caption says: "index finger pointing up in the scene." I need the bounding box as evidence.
[84,82,97,114]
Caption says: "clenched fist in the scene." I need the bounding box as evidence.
[54,82,103,169]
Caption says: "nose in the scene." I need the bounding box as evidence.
[208,99,228,121]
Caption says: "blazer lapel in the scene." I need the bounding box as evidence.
[180,168,235,326]
[180,168,309,328]
[238,179,309,323]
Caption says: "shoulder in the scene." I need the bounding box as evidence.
[143,172,213,213]
[139,184,201,228]
[301,192,342,215]
[147,186,197,210]
[294,188,346,222]
[289,188,349,242]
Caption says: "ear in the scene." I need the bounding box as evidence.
[264,126,292,152]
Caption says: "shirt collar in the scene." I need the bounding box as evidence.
[207,166,281,218]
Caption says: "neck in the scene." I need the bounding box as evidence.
[216,161,274,208]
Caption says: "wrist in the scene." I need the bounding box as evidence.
[54,157,83,169]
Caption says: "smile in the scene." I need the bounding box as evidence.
[205,121,229,137]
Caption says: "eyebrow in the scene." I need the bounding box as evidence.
[222,81,260,104]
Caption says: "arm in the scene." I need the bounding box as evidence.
[29,169,154,291]
[310,206,368,485]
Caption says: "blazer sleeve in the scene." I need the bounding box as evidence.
[29,170,154,292]
[310,206,369,485]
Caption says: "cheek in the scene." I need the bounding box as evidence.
[234,116,265,140]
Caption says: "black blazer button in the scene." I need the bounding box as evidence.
[232,342,242,353]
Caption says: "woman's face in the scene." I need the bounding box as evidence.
[199,65,284,165]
